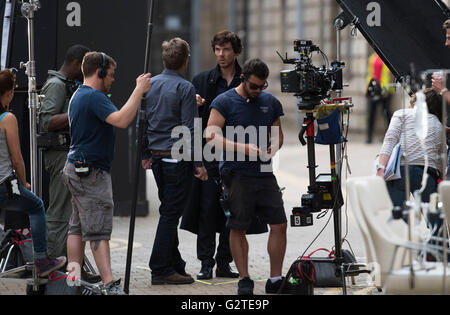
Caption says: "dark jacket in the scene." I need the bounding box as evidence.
[180,61,268,235]
[193,62,242,131]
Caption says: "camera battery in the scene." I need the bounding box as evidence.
[280,70,300,93]
[291,207,313,227]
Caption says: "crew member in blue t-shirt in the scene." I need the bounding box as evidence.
[63,51,151,295]
[206,58,291,295]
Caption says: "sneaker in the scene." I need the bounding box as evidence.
[35,256,67,278]
[238,277,254,295]
[81,269,102,284]
[102,279,127,295]
[265,277,295,294]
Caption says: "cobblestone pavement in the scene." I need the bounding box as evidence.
[0,133,384,296]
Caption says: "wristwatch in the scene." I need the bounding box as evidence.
[376,164,386,171]
[440,88,448,96]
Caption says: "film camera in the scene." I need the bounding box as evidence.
[279,40,345,109]
[278,40,346,228]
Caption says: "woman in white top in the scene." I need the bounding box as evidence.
[0,69,65,277]
[376,88,444,207]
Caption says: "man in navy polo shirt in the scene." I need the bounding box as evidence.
[63,51,151,295]
[206,58,290,295]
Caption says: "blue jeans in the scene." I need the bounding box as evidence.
[0,183,47,258]
[386,165,438,207]
[149,158,193,278]
[447,150,450,180]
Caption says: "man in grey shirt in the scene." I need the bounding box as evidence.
[39,44,91,263]
[142,38,207,285]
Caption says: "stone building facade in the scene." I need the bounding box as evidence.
[194,0,449,137]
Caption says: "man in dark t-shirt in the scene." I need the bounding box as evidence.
[207,58,290,295]
[63,52,151,295]
[67,85,117,171]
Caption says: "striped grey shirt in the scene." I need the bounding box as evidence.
[380,108,445,176]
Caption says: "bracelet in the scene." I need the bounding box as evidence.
[440,88,448,96]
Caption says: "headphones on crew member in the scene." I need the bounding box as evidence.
[98,52,109,79]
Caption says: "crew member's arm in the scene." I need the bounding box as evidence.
[266,118,284,157]
[181,85,208,181]
[105,73,152,129]
[206,108,261,157]
[48,113,69,131]
[432,76,450,105]
[3,114,30,189]
[39,81,68,132]
[376,154,390,178]
[377,111,402,178]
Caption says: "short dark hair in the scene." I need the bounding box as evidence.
[211,30,243,55]
[0,69,16,113]
[443,19,450,30]
[82,52,117,78]
[0,69,16,97]
[162,38,190,71]
[64,44,91,64]
[242,58,269,81]
[424,88,443,122]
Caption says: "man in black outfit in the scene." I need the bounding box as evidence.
[181,30,242,280]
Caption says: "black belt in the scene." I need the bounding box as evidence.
[151,150,172,157]
[0,175,14,187]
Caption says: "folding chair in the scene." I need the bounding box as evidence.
[347,176,450,295]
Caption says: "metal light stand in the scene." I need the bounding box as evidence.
[124,0,155,295]
[19,0,40,194]
[19,0,42,294]
[328,14,371,294]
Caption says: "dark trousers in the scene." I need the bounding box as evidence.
[447,149,450,180]
[386,165,438,207]
[196,166,232,268]
[149,158,193,278]
[367,95,392,143]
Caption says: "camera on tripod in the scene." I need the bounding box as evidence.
[291,174,344,227]
[278,40,345,109]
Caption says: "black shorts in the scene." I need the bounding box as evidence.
[226,173,287,231]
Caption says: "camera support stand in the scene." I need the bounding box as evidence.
[304,108,347,291]
[285,101,370,295]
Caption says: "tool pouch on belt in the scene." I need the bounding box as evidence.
[218,172,232,218]
[4,175,21,200]
[75,160,91,178]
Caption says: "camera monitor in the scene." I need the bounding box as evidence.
[336,0,450,84]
